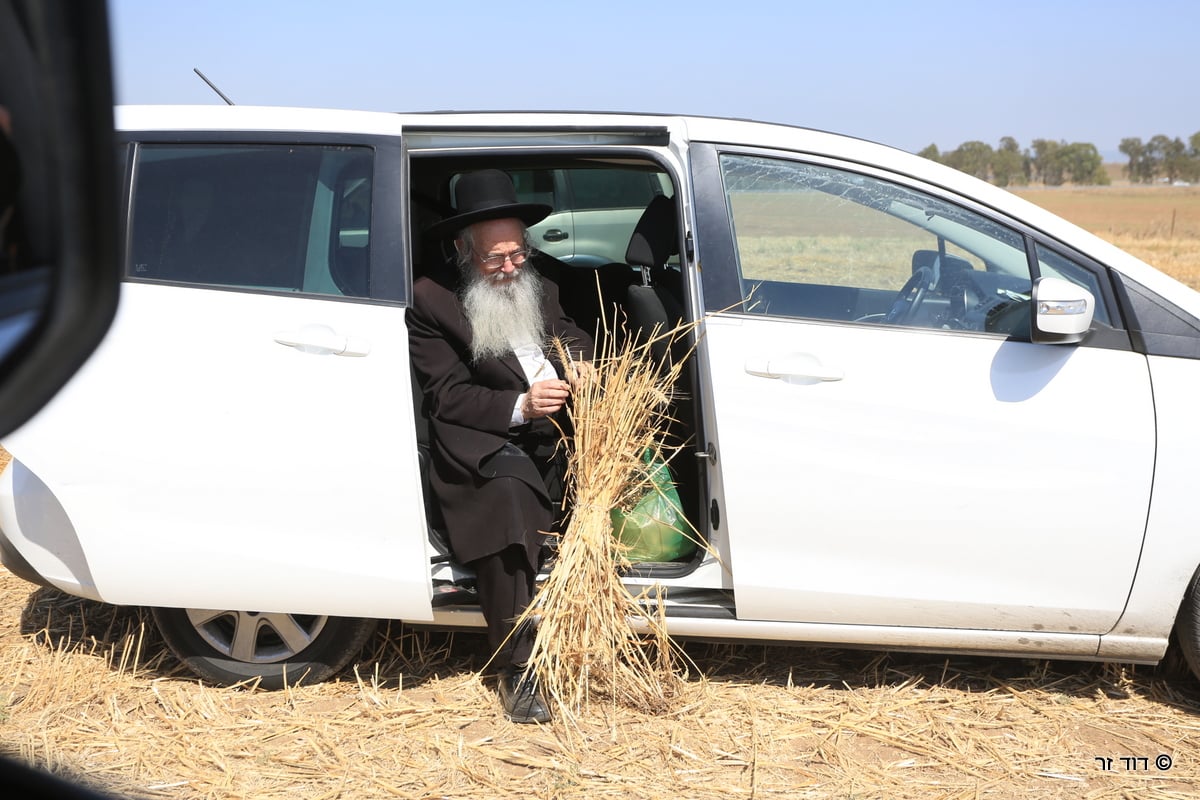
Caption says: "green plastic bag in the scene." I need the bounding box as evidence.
[610,450,696,563]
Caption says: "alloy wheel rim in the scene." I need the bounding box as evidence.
[184,609,328,664]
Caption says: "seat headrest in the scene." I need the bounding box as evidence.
[625,195,678,268]
[911,249,972,275]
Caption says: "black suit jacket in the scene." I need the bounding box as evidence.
[406,257,594,563]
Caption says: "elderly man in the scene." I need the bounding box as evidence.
[407,169,593,723]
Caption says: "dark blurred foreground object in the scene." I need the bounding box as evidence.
[0,0,120,437]
[0,0,121,795]
[0,755,118,800]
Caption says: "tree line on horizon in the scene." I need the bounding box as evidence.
[918,132,1200,187]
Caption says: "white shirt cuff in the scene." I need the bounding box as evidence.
[511,393,528,427]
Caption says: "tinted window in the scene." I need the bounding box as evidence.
[505,165,672,267]
[129,144,372,296]
[567,168,661,210]
[720,154,1036,333]
[508,169,556,208]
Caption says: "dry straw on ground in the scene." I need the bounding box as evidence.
[3,572,1200,799]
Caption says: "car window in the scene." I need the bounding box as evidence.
[505,167,664,213]
[1034,243,1112,327]
[720,154,1043,334]
[128,144,372,297]
[566,168,662,211]
[504,165,671,267]
[508,169,556,209]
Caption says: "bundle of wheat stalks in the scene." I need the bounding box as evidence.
[517,317,700,723]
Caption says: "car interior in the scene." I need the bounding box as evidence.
[406,154,707,593]
[744,246,1039,336]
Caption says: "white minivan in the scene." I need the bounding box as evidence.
[4,105,1200,689]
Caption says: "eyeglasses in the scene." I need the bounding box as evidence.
[478,248,530,268]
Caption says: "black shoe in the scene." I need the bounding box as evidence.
[497,667,551,724]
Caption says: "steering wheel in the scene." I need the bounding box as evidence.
[884,266,934,325]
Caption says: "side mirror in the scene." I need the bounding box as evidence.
[1031,276,1094,345]
[0,0,121,437]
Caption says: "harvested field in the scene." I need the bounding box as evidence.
[1012,186,1200,241]
[3,572,1200,799]
[1013,185,1200,291]
[3,192,1200,798]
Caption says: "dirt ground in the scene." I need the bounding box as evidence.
[2,567,1199,800]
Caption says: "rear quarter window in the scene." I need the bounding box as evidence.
[128,143,372,297]
[567,168,662,210]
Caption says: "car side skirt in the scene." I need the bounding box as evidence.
[428,606,1167,665]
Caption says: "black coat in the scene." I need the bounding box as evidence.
[406,258,594,565]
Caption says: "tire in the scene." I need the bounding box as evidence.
[1173,568,1200,683]
[151,607,378,689]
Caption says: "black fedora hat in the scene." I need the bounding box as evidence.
[425,169,552,239]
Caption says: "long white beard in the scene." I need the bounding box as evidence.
[461,265,546,363]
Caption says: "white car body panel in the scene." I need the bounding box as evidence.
[114,105,411,137]
[1099,354,1200,656]
[2,283,433,619]
[703,313,1155,633]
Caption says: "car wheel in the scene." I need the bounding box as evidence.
[151,607,378,689]
[1173,568,1200,683]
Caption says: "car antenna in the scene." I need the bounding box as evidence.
[193,68,235,105]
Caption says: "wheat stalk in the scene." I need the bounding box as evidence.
[516,313,702,726]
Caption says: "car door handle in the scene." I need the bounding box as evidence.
[744,354,843,381]
[273,324,370,357]
[541,228,569,242]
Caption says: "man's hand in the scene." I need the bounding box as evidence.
[522,378,572,419]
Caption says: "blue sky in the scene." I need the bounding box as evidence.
[110,0,1197,159]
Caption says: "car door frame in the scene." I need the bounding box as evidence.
[402,123,738,601]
